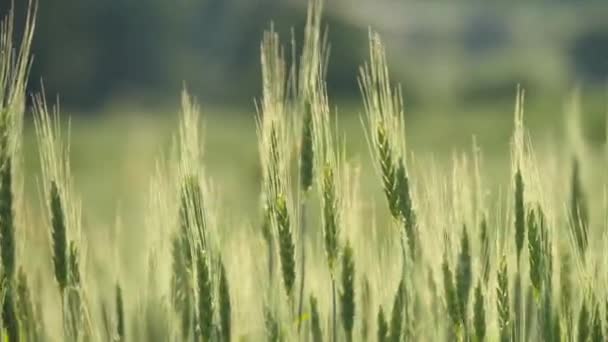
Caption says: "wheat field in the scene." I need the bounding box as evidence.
[0,1,607,341]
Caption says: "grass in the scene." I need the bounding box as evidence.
[3,0,608,341]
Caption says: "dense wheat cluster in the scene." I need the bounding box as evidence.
[0,1,607,341]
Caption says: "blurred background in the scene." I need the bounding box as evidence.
[1,0,608,229]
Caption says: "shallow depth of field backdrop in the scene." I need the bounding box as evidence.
[1,0,608,341]
[5,0,605,238]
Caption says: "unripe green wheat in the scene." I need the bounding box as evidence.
[300,105,314,192]
[171,233,193,338]
[310,295,323,342]
[265,306,282,342]
[360,277,371,340]
[50,181,68,293]
[218,260,231,342]
[389,279,405,342]
[340,241,355,342]
[116,283,125,341]
[578,300,589,342]
[497,255,510,342]
[322,165,339,272]
[376,124,399,219]
[2,283,18,342]
[473,282,485,342]
[527,206,543,298]
[0,154,15,281]
[275,194,296,298]
[377,306,388,342]
[443,256,460,328]
[514,168,525,264]
[395,158,417,259]
[197,250,214,342]
[456,225,472,321]
[68,241,81,286]
[591,302,602,342]
[570,158,588,259]
[479,216,491,285]
[16,268,38,341]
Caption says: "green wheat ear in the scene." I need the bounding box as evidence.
[570,158,588,259]
[473,281,485,342]
[2,282,19,342]
[16,268,38,341]
[376,124,399,218]
[50,180,68,293]
[577,299,589,342]
[322,164,339,273]
[456,225,472,322]
[275,194,295,298]
[300,105,314,192]
[340,241,355,342]
[496,255,510,342]
[264,306,282,342]
[514,168,525,264]
[0,153,15,282]
[377,306,389,342]
[115,283,125,341]
[389,279,406,342]
[591,302,603,342]
[360,277,371,340]
[218,260,231,342]
[443,255,460,329]
[527,204,545,299]
[196,250,214,342]
[479,216,491,285]
[309,295,323,342]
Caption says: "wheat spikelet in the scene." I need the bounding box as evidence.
[115,283,125,341]
[196,250,214,341]
[2,282,18,342]
[218,260,231,342]
[443,255,461,330]
[309,295,323,342]
[340,240,355,342]
[497,255,510,342]
[16,268,39,341]
[377,306,388,342]
[570,158,588,260]
[388,279,405,342]
[514,168,525,264]
[591,302,602,342]
[578,299,590,342]
[473,281,485,342]
[456,225,472,323]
